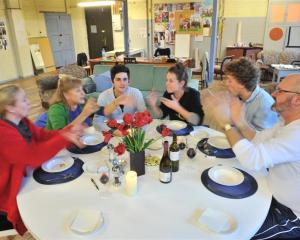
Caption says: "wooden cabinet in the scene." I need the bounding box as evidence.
[226,47,263,60]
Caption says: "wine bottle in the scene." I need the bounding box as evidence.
[159,141,172,183]
[170,134,179,172]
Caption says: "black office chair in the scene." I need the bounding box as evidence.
[77,52,88,66]
[154,48,171,58]
[124,57,137,64]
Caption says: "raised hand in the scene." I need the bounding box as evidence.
[82,98,99,117]
[60,124,85,147]
[161,95,180,111]
[147,91,158,107]
[230,97,247,128]
[203,91,232,127]
[116,94,134,107]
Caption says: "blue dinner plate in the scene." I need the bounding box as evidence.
[156,124,194,136]
[197,138,235,158]
[201,166,258,199]
[33,157,84,185]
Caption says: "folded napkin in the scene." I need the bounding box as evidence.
[70,209,103,234]
[199,208,231,233]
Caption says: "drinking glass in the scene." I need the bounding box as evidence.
[98,161,111,198]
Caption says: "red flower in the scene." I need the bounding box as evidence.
[102,131,112,143]
[161,126,171,137]
[143,111,152,124]
[114,143,126,155]
[121,130,129,136]
[123,113,133,125]
[107,119,118,128]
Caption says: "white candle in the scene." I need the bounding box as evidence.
[125,171,137,196]
[236,21,242,45]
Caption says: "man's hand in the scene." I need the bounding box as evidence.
[115,94,134,107]
[203,91,232,127]
[230,97,247,128]
[147,91,158,107]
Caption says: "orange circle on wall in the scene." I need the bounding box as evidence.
[269,27,283,41]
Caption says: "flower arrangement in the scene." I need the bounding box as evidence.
[103,111,171,155]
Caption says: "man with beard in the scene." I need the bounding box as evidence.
[205,74,300,239]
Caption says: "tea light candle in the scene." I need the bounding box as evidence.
[125,171,137,196]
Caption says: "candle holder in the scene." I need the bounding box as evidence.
[125,171,137,196]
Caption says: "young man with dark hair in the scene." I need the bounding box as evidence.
[224,58,278,130]
[94,64,146,132]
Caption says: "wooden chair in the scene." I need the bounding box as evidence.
[214,55,234,80]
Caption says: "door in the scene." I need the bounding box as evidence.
[85,7,114,59]
[45,13,76,68]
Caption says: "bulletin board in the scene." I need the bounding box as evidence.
[153,1,213,48]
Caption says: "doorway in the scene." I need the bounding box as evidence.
[45,13,76,68]
[85,7,114,59]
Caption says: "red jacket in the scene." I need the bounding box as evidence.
[0,118,69,235]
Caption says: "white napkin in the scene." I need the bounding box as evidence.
[70,209,103,234]
[198,208,231,233]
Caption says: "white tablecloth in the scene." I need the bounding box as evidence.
[17,120,272,240]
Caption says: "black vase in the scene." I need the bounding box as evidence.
[129,151,145,176]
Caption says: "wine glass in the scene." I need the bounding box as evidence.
[98,162,111,198]
[185,135,197,159]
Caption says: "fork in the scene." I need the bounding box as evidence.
[45,173,74,182]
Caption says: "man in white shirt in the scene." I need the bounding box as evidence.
[93,64,146,133]
[205,74,300,239]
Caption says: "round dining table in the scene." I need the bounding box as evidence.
[17,120,272,240]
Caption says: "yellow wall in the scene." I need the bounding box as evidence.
[224,0,268,17]
[69,7,90,58]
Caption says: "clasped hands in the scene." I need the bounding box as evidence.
[203,91,247,129]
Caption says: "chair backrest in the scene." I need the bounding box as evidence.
[220,55,234,72]
[201,51,209,82]
[154,48,171,58]
[59,64,87,78]
[124,57,137,64]
[77,52,88,66]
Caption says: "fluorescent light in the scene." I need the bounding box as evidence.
[77,1,116,7]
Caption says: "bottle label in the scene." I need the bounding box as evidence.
[159,171,171,182]
[170,151,179,161]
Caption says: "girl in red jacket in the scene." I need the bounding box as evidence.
[0,84,83,235]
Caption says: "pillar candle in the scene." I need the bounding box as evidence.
[125,171,137,196]
[194,48,200,69]
[236,21,242,45]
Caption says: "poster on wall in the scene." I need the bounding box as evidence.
[0,20,8,50]
[153,0,213,48]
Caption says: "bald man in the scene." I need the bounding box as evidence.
[206,74,300,239]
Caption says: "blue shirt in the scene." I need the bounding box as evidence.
[69,105,92,126]
[245,86,279,131]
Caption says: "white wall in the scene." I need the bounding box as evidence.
[0,7,18,82]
